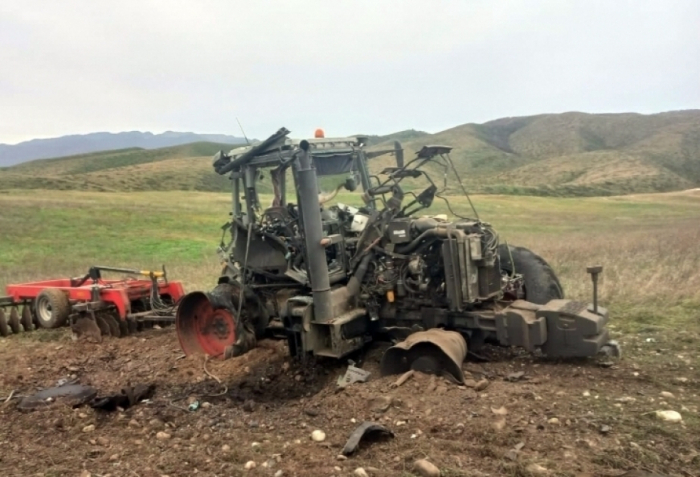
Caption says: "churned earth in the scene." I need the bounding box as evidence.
[0,325,698,477]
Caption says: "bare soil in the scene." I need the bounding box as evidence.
[1,327,698,477]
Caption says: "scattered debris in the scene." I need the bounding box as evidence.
[311,430,326,442]
[599,425,611,434]
[341,421,395,456]
[338,364,371,388]
[414,458,440,477]
[188,400,200,411]
[91,384,155,412]
[390,370,415,388]
[505,371,525,382]
[491,406,508,416]
[18,384,97,410]
[381,329,467,384]
[526,463,549,475]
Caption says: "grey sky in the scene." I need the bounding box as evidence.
[1,0,698,144]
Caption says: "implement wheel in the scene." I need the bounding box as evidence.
[35,289,71,329]
[498,244,564,304]
[0,309,9,337]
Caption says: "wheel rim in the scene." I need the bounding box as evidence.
[36,296,53,324]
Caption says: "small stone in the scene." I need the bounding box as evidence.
[599,425,611,434]
[492,417,506,431]
[491,406,508,416]
[156,431,171,440]
[548,417,561,425]
[202,401,212,408]
[149,418,164,428]
[78,413,88,419]
[128,419,140,428]
[274,471,283,477]
[82,425,95,433]
[295,374,302,381]
[251,442,261,449]
[80,470,91,477]
[96,437,109,446]
[244,461,256,470]
[615,396,636,403]
[337,455,348,461]
[674,377,689,384]
[582,390,591,397]
[369,395,392,413]
[354,468,369,477]
[526,463,549,475]
[222,444,231,452]
[243,400,256,413]
[474,379,490,391]
[311,430,326,442]
[463,379,478,388]
[414,458,440,477]
[660,391,675,399]
[109,454,119,461]
[395,420,407,426]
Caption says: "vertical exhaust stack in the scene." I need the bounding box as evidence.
[296,140,333,322]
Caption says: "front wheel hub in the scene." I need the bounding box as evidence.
[176,291,237,358]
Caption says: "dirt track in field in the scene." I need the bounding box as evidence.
[1,328,698,477]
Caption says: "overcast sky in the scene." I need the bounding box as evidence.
[1,0,698,144]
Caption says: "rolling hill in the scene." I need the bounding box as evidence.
[1,110,699,196]
[0,131,247,166]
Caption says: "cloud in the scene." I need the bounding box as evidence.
[1,0,698,143]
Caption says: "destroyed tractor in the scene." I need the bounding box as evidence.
[175,127,618,379]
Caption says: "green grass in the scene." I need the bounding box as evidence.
[1,188,699,338]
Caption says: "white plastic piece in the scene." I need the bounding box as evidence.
[351,214,369,233]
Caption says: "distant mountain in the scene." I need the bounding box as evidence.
[0,131,248,167]
[2,111,699,196]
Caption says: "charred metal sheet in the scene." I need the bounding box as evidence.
[91,384,155,412]
[341,421,394,456]
[380,329,467,384]
[18,384,97,410]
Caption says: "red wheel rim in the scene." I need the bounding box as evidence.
[176,292,237,358]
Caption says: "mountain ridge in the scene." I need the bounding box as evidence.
[2,110,699,196]
[0,131,248,166]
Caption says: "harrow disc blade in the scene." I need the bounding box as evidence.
[94,315,112,337]
[8,307,21,334]
[176,291,237,358]
[21,305,34,332]
[104,314,121,338]
[0,308,9,337]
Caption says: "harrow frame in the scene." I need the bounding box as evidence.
[0,266,185,336]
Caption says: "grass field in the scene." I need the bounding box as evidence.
[1,188,699,475]
[1,188,699,335]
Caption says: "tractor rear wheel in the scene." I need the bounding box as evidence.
[498,244,564,304]
[35,289,71,329]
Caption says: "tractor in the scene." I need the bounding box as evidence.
[175,127,618,376]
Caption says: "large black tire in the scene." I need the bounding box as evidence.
[35,289,71,329]
[498,244,564,304]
